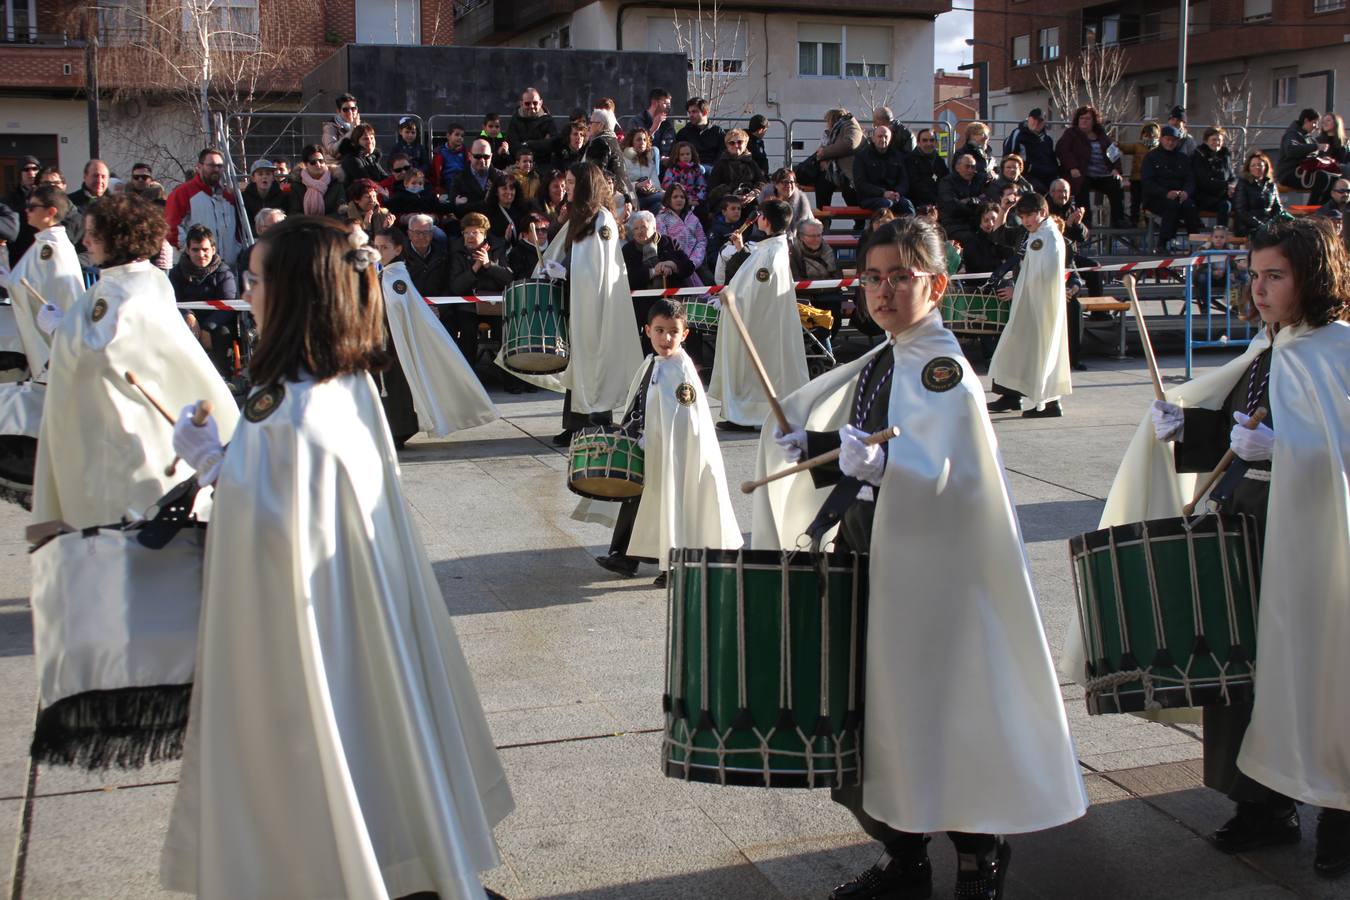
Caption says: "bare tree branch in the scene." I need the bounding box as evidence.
[1036,42,1130,129]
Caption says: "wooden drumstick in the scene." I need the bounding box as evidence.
[720,290,792,435]
[1182,406,1268,516]
[20,277,49,308]
[124,370,177,425]
[1124,275,1165,402]
[740,426,900,493]
[164,400,214,477]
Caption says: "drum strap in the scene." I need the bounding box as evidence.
[621,357,657,435]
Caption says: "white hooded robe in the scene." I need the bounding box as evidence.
[987,217,1072,407]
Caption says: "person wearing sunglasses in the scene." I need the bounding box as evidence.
[755,214,1086,900]
[321,91,360,157]
[706,128,767,215]
[451,138,495,217]
[3,155,42,261]
[288,144,344,217]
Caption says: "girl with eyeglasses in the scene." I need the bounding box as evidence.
[754,216,1087,900]
[160,216,514,898]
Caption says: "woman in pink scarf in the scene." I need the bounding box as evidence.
[289,144,342,217]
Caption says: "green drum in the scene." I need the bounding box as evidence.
[1069,514,1262,715]
[567,426,644,500]
[663,548,866,789]
[684,297,721,333]
[502,278,569,373]
[940,288,1009,334]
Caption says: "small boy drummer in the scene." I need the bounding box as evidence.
[595,299,743,586]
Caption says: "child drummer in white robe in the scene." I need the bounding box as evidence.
[595,299,742,586]
[1139,218,1350,878]
[753,218,1086,900]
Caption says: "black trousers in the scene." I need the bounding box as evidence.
[831,780,996,859]
[609,497,639,556]
[561,391,613,432]
[1149,196,1205,246]
[1203,702,1295,809]
[1067,296,1082,368]
[1073,175,1127,225]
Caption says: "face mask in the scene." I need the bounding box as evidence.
[406,184,424,194]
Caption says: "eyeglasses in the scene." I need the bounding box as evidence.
[132,173,152,181]
[1333,189,1350,195]
[341,105,358,112]
[858,270,934,290]
[306,157,325,165]
[24,202,46,211]
[392,165,410,174]
[241,271,263,293]
[776,179,797,186]
[21,165,38,172]
[472,154,492,160]
[726,140,745,147]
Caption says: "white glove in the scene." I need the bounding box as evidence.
[772,424,806,463]
[36,304,63,335]
[172,403,225,485]
[535,259,567,281]
[1150,399,1184,442]
[838,424,885,486]
[1230,411,1274,463]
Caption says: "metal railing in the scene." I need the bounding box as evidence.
[1183,248,1256,377]
[227,111,425,171]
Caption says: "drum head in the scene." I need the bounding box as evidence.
[503,351,569,374]
[569,475,643,500]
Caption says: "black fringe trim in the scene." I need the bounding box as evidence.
[31,684,192,770]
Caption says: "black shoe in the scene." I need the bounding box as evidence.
[829,854,932,900]
[1316,808,1350,878]
[986,396,1020,413]
[1211,802,1302,854]
[954,839,1011,900]
[1072,362,1088,371]
[552,429,574,447]
[524,384,539,393]
[1022,401,1063,418]
[595,552,639,578]
[652,572,668,588]
[716,420,757,432]
[485,889,509,900]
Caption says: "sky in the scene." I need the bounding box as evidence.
[934,8,974,72]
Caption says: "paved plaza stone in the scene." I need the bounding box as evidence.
[0,338,1339,899]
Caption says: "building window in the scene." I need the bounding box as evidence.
[843,25,891,79]
[99,0,146,45]
[650,16,746,76]
[1140,89,1160,121]
[1038,27,1059,61]
[3,0,35,43]
[798,23,842,77]
[1188,1,1210,33]
[1273,68,1298,107]
[1012,34,1031,67]
[1313,0,1345,11]
[1244,0,1273,21]
[185,0,260,50]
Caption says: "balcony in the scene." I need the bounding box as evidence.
[1,31,81,48]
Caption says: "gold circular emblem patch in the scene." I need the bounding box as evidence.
[675,382,697,406]
[90,298,108,322]
[393,279,408,295]
[921,356,962,393]
[1030,238,1044,251]
[599,225,613,241]
[755,267,770,283]
[244,383,285,423]
[40,245,53,260]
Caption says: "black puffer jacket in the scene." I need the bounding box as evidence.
[1232,177,1285,235]
[852,141,909,202]
[1277,121,1320,186]
[938,173,987,238]
[168,256,238,304]
[584,131,631,196]
[904,150,949,207]
[1191,144,1236,203]
[340,148,389,184]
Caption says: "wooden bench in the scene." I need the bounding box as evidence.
[816,206,870,220]
[1079,297,1131,359]
[1288,204,1320,216]
[824,235,858,249]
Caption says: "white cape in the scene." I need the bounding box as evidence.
[987,217,1072,407]
[752,311,1086,833]
[380,261,497,437]
[161,373,513,899]
[1236,321,1350,810]
[626,351,743,568]
[708,234,809,425]
[494,209,643,414]
[31,260,238,528]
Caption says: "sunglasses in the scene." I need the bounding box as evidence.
[341,105,358,112]
[21,166,38,172]
[392,166,410,174]
[307,158,325,165]
[1333,189,1350,195]
[472,154,492,160]
[726,140,745,146]
[132,173,152,181]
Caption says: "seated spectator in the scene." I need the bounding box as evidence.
[446,212,513,364]
[387,164,455,221]
[1046,179,1104,299]
[505,88,559,163]
[169,224,238,374]
[851,123,913,215]
[545,123,589,180]
[747,114,771,176]
[1119,122,1161,225]
[1191,127,1237,224]
[985,154,1034,202]
[1191,224,1249,309]
[403,213,452,296]
[811,107,864,209]
[508,211,553,279]
[1166,106,1198,156]
[1232,150,1287,236]
[1277,108,1330,200]
[675,97,725,169]
[238,206,285,273]
[661,142,708,209]
[471,171,524,245]
[341,178,395,235]
[289,144,344,217]
[655,183,707,272]
[706,128,767,213]
[1056,105,1127,227]
[788,217,844,333]
[479,113,511,166]
[452,139,496,216]
[510,147,541,205]
[241,159,286,228]
[957,121,997,182]
[761,167,814,230]
[959,203,1013,283]
[388,116,429,176]
[624,128,663,213]
[340,123,390,185]
[431,123,469,194]
[905,128,948,209]
[535,170,568,225]
[938,153,987,246]
[585,107,630,197]
[627,88,678,165]
[1318,112,1350,173]
[1316,176,1350,218]
[872,106,915,154]
[1141,125,1203,251]
[321,93,360,158]
[595,97,625,144]
[623,210,695,291]
[1002,108,1058,193]
[705,193,748,273]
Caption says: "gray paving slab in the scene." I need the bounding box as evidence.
[0,798,18,889]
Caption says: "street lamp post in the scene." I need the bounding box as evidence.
[963,38,1007,122]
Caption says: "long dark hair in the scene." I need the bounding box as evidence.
[249,216,388,387]
[566,162,611,247]
[1248,217,1350,327]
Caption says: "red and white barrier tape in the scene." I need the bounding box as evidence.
[175,255,1201,310]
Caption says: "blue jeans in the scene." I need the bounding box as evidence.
[858,197,915,216]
